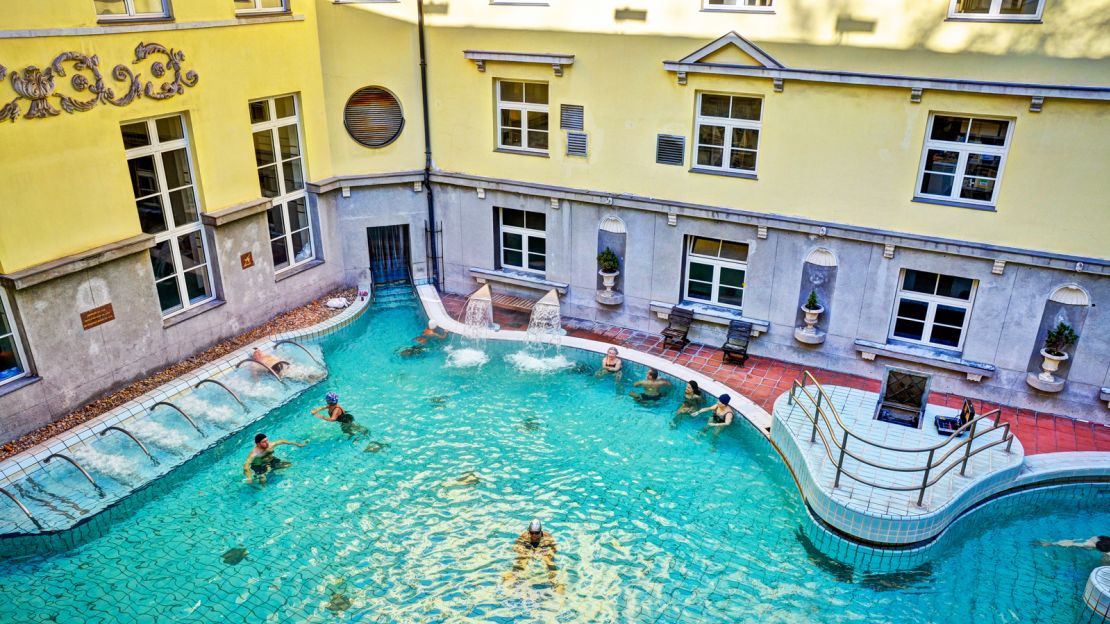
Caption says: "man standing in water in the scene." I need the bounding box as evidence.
[414,320,448,345]
[630,368,672,403]
[505,518,563,593]
[243,433,305,483]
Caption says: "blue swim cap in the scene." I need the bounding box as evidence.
[719,394,732,405]
[325,392,339,405]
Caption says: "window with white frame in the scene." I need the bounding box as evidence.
[694,93,762,174]
[0,291,29,387]
[916,114,1011,207]
[498,208,546,274]
[249,95,314,272]
[122,115,215,317]
[234,0,288,13]
[497,80,549,154]
[684,236,748,310]
[949,0,1043,21]
[704,0,774,11]
[94,0,170,19]
[890,269,976,350]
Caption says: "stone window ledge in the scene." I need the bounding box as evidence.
[275,259,325,283]
[0,375,40,399]
[648,300,769,337]
[468,267,568,295]
[854,339,996,382]
[162,298,225,329]
[1100,387,1110,408]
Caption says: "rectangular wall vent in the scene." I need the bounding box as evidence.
[560,104,585,131]
[656,134,685,166]
[566,132,588,157]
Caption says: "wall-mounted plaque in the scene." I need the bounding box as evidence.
[80,303,115,330]
[240,252,254,270]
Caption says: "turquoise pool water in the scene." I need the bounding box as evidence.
[0,298,1106,623]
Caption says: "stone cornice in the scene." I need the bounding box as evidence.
[0,233,155,291]
[200,197,272,227]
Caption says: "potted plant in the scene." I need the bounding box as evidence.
[597,247,620,294]
[800,289,824,336]
[1037,321,1078,382]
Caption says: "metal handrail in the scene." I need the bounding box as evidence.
[235,358,287,385]
[787,371,1015,506]
[194,378,247,411]
[100,426,158,465]
[44,454,105,497]
[273,340,324,367]
[150,401,204,434]
[0,486,43,530]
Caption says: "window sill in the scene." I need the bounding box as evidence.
[468,267,568,294]
[162,298,225,329]
[1100,387,1110,404]
[96,15,174,25]
[854,338,995,381]
[235,9,292,17]
[649,300,769,336]
[700,8,775,13]
[912,196,997,212]
[275,258,325,282]
[690,167,758,181]
[494,148,550,158]
[944,16,1042,24]
[0,375,40,400]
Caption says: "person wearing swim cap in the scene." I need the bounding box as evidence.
[694,393,735,428]
[506,518,563,592]
[311,392,367,437]
[414,319,448,345]
[243,433,305,483]
[1036,535,1110,564]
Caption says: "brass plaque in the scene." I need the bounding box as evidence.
[80,304,115,331]
[240,251,254,270]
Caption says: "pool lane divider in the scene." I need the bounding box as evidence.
[0,285,375,549]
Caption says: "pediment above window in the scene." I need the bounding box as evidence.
[678,31,784,69]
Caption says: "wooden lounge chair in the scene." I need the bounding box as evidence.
[661,306,694,350]
[721,319,753,365]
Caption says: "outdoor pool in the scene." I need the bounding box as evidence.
[0,297,1105,623]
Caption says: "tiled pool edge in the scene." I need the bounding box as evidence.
[0,288,372,499]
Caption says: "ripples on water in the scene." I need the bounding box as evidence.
[0,304,1106,624]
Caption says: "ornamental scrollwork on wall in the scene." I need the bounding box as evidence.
[0,42,198,124]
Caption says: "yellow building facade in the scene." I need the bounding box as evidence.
[1,0,1108,440]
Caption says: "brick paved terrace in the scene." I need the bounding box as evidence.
[440,293,1110,456]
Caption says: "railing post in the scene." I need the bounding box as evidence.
[833,429,848,489]
[788,382,796,406]
[917,449,935,507]
[960,419,978,476]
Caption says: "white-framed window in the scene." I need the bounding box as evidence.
[122,115,215,317]
[498,208,546,274]
[915,113,1012,207]
[249,95,315,272]
[694,92,762,174]
[684,236,748,310]
[496,80,549,154]
[0,290,29,387]
[948,0,1043,21]
[703,0,774,11]
[94,0,171,19]
[890,269,976,351]
[234,0,288,13]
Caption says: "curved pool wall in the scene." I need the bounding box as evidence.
[0,290,372,553]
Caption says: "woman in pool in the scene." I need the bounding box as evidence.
[311,392,367,437]
[596,347,623,381]
[671,380,705,428]
[694,393,735,428]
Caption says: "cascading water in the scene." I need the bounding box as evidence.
[447,284,494,368]
[508,289,572,373]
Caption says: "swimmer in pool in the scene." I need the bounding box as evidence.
[596,347,623,381]
[414,320,448,345]
[250,347,289,379]
[630,368,672,403]
[243,433,305,483]
[504,518,563,593]
[671,380,706,428]
[1036,536,1110,564]
[311,392,368,437]
[694,393,736,428]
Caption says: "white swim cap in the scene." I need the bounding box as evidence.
[429,320,439,329]
[529,518,542,532]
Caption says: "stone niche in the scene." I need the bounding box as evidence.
[794,248,837,345]
[1025,284,1089,393]
[595,215,626,306]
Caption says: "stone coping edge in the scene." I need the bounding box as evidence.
[0,285,373,489]
[416,284,773,434]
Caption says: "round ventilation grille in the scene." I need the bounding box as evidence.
[344,86,404,148]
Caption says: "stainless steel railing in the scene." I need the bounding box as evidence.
[787,371,1015,506]
[0,486,42,530]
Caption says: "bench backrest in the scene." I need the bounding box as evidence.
[726,319,752,345]
[668,307,694,327]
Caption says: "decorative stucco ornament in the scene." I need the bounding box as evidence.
[0,42,198,124]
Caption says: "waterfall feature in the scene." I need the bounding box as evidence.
[509,289,572,373]
[447,284,494,368]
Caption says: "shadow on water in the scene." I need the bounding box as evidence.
[794,528,933,592]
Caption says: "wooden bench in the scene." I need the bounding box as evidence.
[661,306,695,351]
[491,292,537,314]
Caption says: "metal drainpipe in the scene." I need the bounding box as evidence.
[417,0,441,290]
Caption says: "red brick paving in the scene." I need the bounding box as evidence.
[440,293,1110,456]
